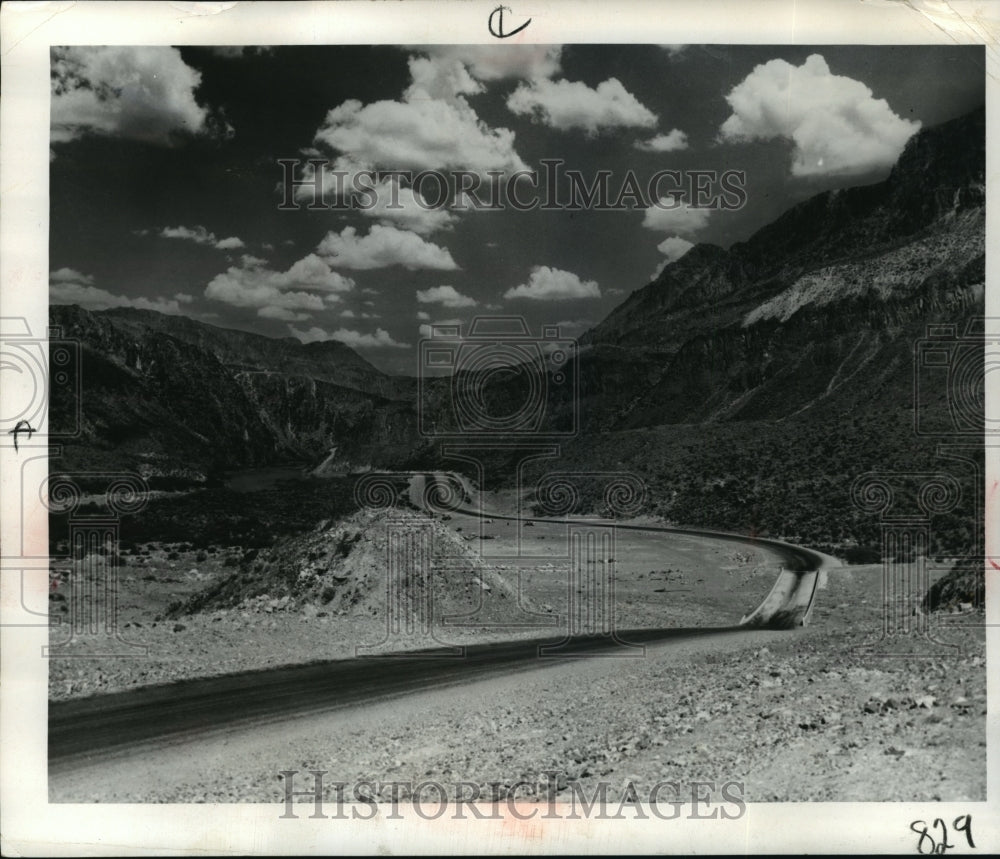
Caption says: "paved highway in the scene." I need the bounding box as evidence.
[50,476,831,770]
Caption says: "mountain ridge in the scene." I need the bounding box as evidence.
[50,102,986,548]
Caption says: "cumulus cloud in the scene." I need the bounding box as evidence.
[159,225,246,250]
[634,129,689,152]
[718,53,921,178]
[215,236,246,250]
[642,199,712,235]
[205,253,355,321]
[416,285,476,308]
[650,236,695,279]
[314,70,527,179]
[657,235,694,261]
[304,46,555,231]
[504,266,601,301]
[49,267,188,315]
[405,55,485,104]
[361,178,457,235]
[50,267,94,286]
[290,325,409,349]
[317,225,458,271]
[51,46,225,146]
[433,45,560,81]
[417,45,562,85]
[507,77,657,134]
[290,167,457,236]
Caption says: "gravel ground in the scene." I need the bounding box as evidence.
[47,509,781,701]
[49,524,986,803]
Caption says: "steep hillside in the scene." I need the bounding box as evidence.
[99,307,413,401]
[509,107,985,557]
[49,106,986,558]
[576,107,985,429]
[49,304,425,481]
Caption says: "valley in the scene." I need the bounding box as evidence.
[44,105,988,806]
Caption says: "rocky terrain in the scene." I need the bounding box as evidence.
[46,105,987,805]
[47,304,425,482]
[47,485,786,701]
[49,108,987,562]
[50,546,986,803]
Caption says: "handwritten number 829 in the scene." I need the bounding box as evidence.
[911,816,975,854]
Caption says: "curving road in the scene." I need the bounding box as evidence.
[50,473,832,771]
[411,471,830,629]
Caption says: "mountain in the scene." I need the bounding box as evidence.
[49,106,986,555]
[95,308,412,400]
[575,106,984,430]
[48,304,425,482]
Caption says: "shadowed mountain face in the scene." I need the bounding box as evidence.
[574,106,985,430]
[48,305,426,481]
[50,107,985,547]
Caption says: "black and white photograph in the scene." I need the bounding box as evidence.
[1,1,998,854]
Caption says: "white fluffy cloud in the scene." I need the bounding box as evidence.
[215,236,246,250]
[650,236,695,279]
[317,225,458,271]
[642,199,712,235]
[507,77,657,134]
[418,45,562,84]
[205,253,355,322]
[658,235,694,261]
[416,285,476,308]
[290,325,409,349]
[159,225,245,250]
[50,268,188,315]
[719,53,921,178]
[634,129,689,152]
[314,83,527,179]
[405,55,485,104]
[360,178,457,236]
[51,47,225,146]
[504,266,601,301]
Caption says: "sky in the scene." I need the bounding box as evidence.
[49,43,985,374]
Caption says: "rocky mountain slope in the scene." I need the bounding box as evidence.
[48,304,423,481]
[575,106,985,430]
[50,106,985,557]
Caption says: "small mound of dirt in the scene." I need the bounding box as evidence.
[172,508,542,625]
[922,563,984,612]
